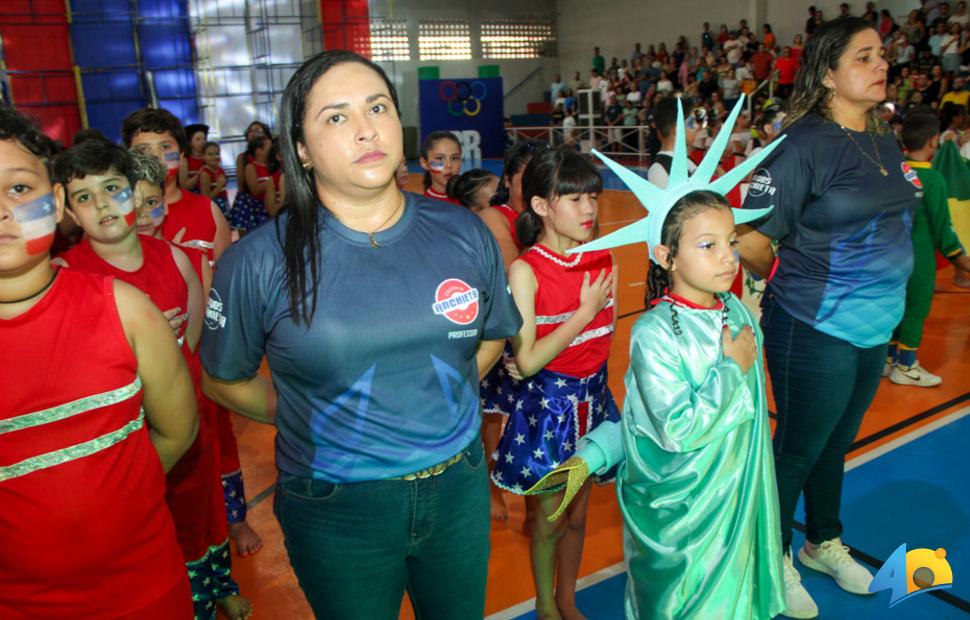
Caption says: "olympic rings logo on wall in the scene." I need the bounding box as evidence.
[438,80,488,117]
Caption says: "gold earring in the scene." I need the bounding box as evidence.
[301,158,312,171]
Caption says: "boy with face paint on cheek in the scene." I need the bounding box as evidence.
[122,108,231,265]
[53,141,253,620]
[128,149,257,614]
[0,106,198,619]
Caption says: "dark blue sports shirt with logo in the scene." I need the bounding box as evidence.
[743,114,919,348]
[200,193,522,482]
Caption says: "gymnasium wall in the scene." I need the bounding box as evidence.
[368,0,559,132]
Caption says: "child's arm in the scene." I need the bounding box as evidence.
[626,319,756,453]
[178,158,200,190]
[199,169,215,199]
[525,421,624,521]
[923,171,967,263]
[210,200,231,261]
[245,163,268,198]
[170,245,204,354]
[509,259,613,378]
[479,208,519,269]
[114,279,198,472]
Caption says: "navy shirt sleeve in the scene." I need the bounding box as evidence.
[200,235,274,382]
[479,226,522,341]
[742,136,812,240]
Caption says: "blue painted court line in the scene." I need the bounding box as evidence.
[501,409,969,620]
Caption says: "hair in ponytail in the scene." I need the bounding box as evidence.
[446,168,497,209]
[492,139,547,206]
[645,190,732,309]
[419,130,462,189]
[517,146,603,247]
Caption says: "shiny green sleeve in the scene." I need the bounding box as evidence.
[627,322,755,453]
[576,420,624,474]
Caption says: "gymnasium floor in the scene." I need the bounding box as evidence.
[227,175,969,619]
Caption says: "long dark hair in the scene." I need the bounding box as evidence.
[491,139,546,207]
[785,17,885,132]
[419,131,461,189]
[278,50,401,326]
[516,147,603,247]
[646,190,731,307]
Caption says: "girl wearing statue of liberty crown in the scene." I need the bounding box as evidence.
[527,96,788,619]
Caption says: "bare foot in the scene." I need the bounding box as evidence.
[490,486,508,522]
[229,521,263,557]
[217,594,252,620]
[557,602,588,620]
[536,602,563,620]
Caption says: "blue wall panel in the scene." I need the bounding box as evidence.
[67,0,198,138]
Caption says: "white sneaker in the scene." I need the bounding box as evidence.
[889,362,943,387]
[882,360,894,377]
[780,550,819,619]
[798,538,874,595]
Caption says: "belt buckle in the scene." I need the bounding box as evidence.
[399,452,462,481]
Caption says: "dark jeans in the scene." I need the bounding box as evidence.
[761,295,886,550]
[274,438,490,620]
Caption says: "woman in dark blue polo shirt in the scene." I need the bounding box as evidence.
[739,18,919,620]
[199,51,521,619]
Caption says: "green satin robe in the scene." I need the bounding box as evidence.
[582,295,785,619]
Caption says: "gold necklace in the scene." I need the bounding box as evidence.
[839,125,888,176]
[367,195,404,248]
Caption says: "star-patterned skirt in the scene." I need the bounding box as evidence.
[480,342,518,417]
[491,363,619,495]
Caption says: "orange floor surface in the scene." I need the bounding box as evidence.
[225,186,970,619]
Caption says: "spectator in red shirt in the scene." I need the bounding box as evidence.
[774,47,800,98]
[750,44,775,81]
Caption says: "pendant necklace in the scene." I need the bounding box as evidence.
[839,124,888,176]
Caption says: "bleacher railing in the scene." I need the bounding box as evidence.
[505,125,653,163]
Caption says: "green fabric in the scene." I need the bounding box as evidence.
[933,141,970,199]
[910,164,965,257]
[577,296,784,619]
[892,164,964,348]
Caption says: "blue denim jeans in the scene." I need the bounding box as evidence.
[273,438,489,619]
[761,294,887,550]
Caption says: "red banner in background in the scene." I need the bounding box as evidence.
[320,0,371,58]
[0,0,82,144]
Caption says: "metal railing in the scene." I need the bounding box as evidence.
[505,125,653,163]
[747,73,777,118]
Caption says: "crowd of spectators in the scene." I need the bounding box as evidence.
[546,1,970,161]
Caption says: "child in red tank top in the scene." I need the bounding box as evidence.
[199,141,230,216]
[0,106,196,619]
[492,147,619,619]
[122,107,229,264]
[132,150,263,560]
[419,130,463,204]
[52,141,253,620]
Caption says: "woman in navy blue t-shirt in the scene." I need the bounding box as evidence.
[739,18,919,620]
[200,51,521,619]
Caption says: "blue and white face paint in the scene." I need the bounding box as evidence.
[11,193,57,255]
[134,182,166,235]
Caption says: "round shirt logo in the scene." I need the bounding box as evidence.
[205,288,227,330]
[432,278,480,325]
[748,168,775,198]
[901,162,923,189]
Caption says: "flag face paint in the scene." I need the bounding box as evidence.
[112,187,136,226]
[163,150,180,170]
[149,205,165,226]
[11,193,57,255]
[428,159,446,171]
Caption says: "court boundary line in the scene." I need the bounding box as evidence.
[486,406,969,619]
